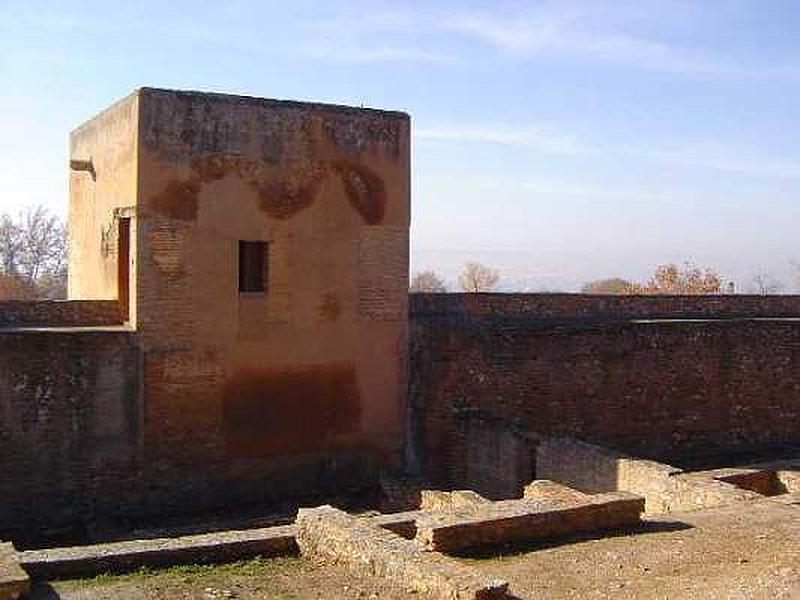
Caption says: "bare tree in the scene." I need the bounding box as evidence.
[791,260,800,293]
[458,262,499,293]
[581,278,633,295]
[0,206,67,299]
[748,272,784,295]
[18,206,65,281]
[0,214,22,275]
[0,274,36,300]
[410,270,447,293]
[627,262,722,295]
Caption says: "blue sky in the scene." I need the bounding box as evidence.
[2,0,800,291]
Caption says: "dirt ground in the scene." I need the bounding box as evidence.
[29,557,413,600]
[472,497,800,599]
[32,497,800,599]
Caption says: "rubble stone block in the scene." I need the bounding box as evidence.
[420,490,491,511]
[778,470,800,493]
[0,542,29,600]
[523,480,590,503]
[296,505,508,599]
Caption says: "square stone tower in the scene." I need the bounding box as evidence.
[68,88,410,505]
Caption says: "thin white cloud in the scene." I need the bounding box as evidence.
[442,12,758,77]
[415,122,800,180]
[293,44,456,64]
[414,126,585,155]
[632,145,800,180]
[308,3,800,79]
[422,170,670,204]
[517,181,664,202]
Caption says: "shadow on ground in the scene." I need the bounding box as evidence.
[28,582,61,599]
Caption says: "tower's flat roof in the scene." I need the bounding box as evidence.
[139,86,410,119]
[73,87,409,136]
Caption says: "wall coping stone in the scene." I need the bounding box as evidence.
[18,525,297,580]
[410,293,800,323]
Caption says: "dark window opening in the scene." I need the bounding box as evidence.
[117,218,131,320]
[239,241,268,293]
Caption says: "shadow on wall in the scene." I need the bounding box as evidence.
[535,437,782,514]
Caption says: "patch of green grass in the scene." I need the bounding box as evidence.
[68,555,302,587]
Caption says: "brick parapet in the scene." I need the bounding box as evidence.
[0,300,122,328]
[410,293,800,323]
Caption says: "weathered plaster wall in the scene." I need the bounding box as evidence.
[132,89,410,511]
[68,91,139,318]
[0,330,140,544]
[410,294,800,490]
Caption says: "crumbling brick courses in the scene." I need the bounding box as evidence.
[296,505,509,599]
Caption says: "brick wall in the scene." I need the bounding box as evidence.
[0,329,140,545]
[410,294,800,489]
[411,292,800,322]
[7,290,800,543]
[0,300,121,328]
[0,328,382,546]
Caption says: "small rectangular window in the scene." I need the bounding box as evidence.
[239,241,268,293]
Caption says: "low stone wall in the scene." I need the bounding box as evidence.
[680,459,800,498]
[0,300,121,328]
[537,437,682,513]
[296,505,509,599]
[19,526,297,580]
[414,492,644,553]
[708,469,784,496]
[0,542,28,600]
[537,438,762,514]
[669,473,764,511]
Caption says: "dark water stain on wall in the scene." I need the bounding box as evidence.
[223,363,361,457]
[191,154,235,183]
[149,154,386,225]
[150,180,201,221]
[253,177,324,220]
[333,160,386,225]
[319,292,342,321]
